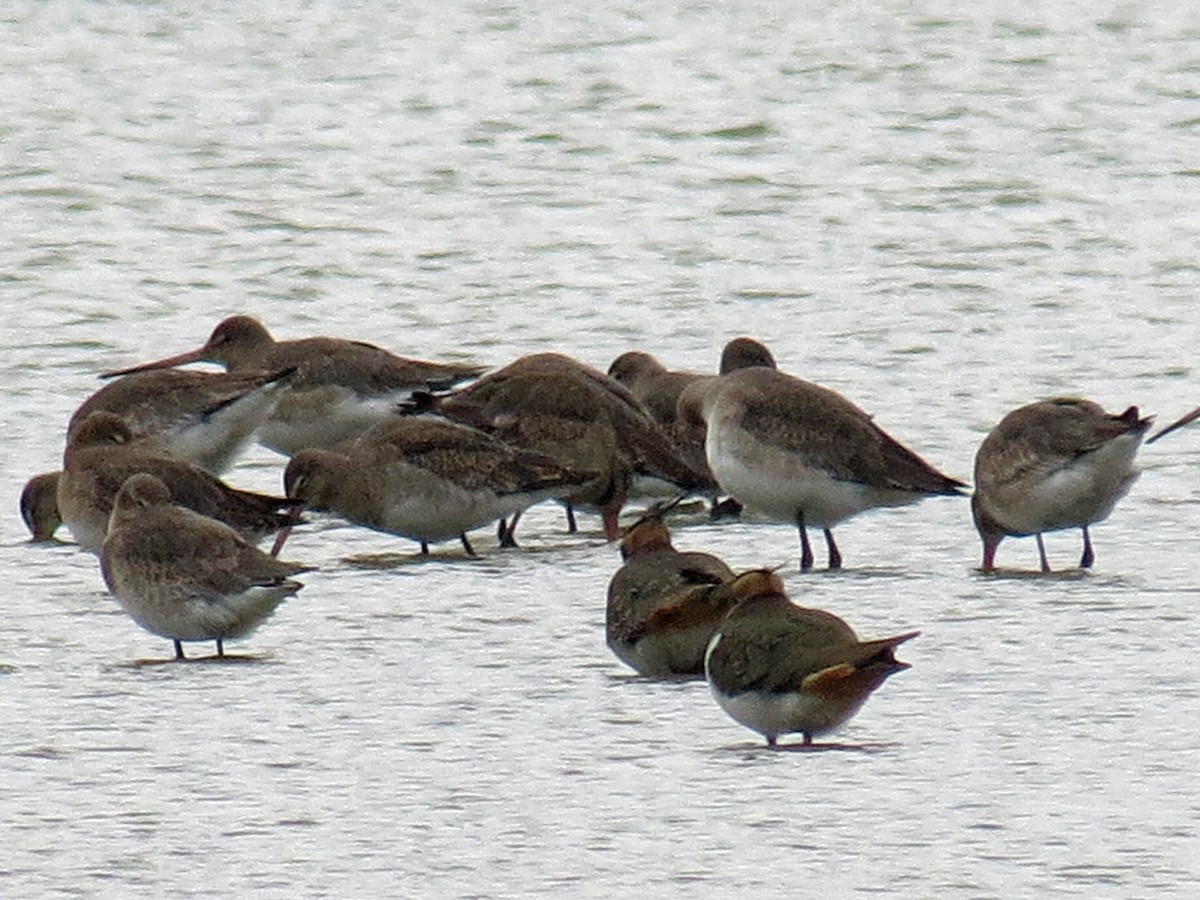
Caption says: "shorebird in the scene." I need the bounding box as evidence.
[70,367,294,473]
[676,366,965,570]
[101,473,314,660]
[606,351,735,515]
[704,568,918,748]
[20,471,63,542]
[606,505,736,676]
[607,351,707,433]
[283,415,593,556]
[59,412,299,554]
[609,337,777,462]
[972,398,1153,573]
[619,336,777,518]
[102,315,484,456]
[409,352,707,543]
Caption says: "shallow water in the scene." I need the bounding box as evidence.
[3,2,1200,896]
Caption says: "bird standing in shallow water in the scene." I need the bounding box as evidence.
[408,352,706,543]
[100,473,314,660]
[972,397,1153,573]
[102,315,483,456]
[70,367,294,474]
[606,506,736,677]
[609,338,777,519]
[676,366,964,570]
[283,415,593,557]
[704,569,918,748]
[58,412,298,554]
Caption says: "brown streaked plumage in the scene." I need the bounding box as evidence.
[972,398,1152,573]
[102,315,484,455]
[20,471,63,542]
[607,351,706,433]
[704,569,918,748]
[677,366,964,571]
[59,412,299,554]
[607,351,727,509]
[70,367,294,473]
[606,507,736,677]
[100,473,314,660]
[283,415,594,556]
[410,352,707,543]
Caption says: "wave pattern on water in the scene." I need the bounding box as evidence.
[2,2,1200,896]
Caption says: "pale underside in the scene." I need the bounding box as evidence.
[978,432,1142,535]
[706,416,921,527]
[705,631,872,741]
[106,576,298,643]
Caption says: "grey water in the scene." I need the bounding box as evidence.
[3,2,1200,896]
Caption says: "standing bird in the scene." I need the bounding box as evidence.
[704,568,918,748]
[606,506,736,677]
[69,367,294,474]
[610,337,777,478]
[972,398,1153,572]
[676,366,964,570]
[59,412,299,554]
[410,352,707,543]
[100,473,314,660]
[283,416,594,557]
[102,315,484,456]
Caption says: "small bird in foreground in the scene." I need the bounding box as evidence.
[100,473,315,660]
[704,568,918,748]
[972,398,1153,572]
[606,504,736,677]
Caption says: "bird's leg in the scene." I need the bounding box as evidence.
[824,529,842,570]
[602,510,621,542]
[216,639,225,658]
[564,502,578,534]
[420,540,430,555]
[802,732,813,747]
[173,639,185,661]
[796,512,814,571]
[498,513,521,549]
[981,534,1001,572]
[1080,526,1094,569]
[767,735,778,749]
[460,533,477,558]
[1036,534,1051,573]
[269,525,292,558]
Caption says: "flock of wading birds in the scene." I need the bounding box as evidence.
[18,315,1200,748]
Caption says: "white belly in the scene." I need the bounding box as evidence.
[986,433,1142,535]
[706,420,918,527]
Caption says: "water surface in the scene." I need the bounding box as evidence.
[3,3,1200,896]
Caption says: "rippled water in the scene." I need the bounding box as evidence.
[4,2,1200,896]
